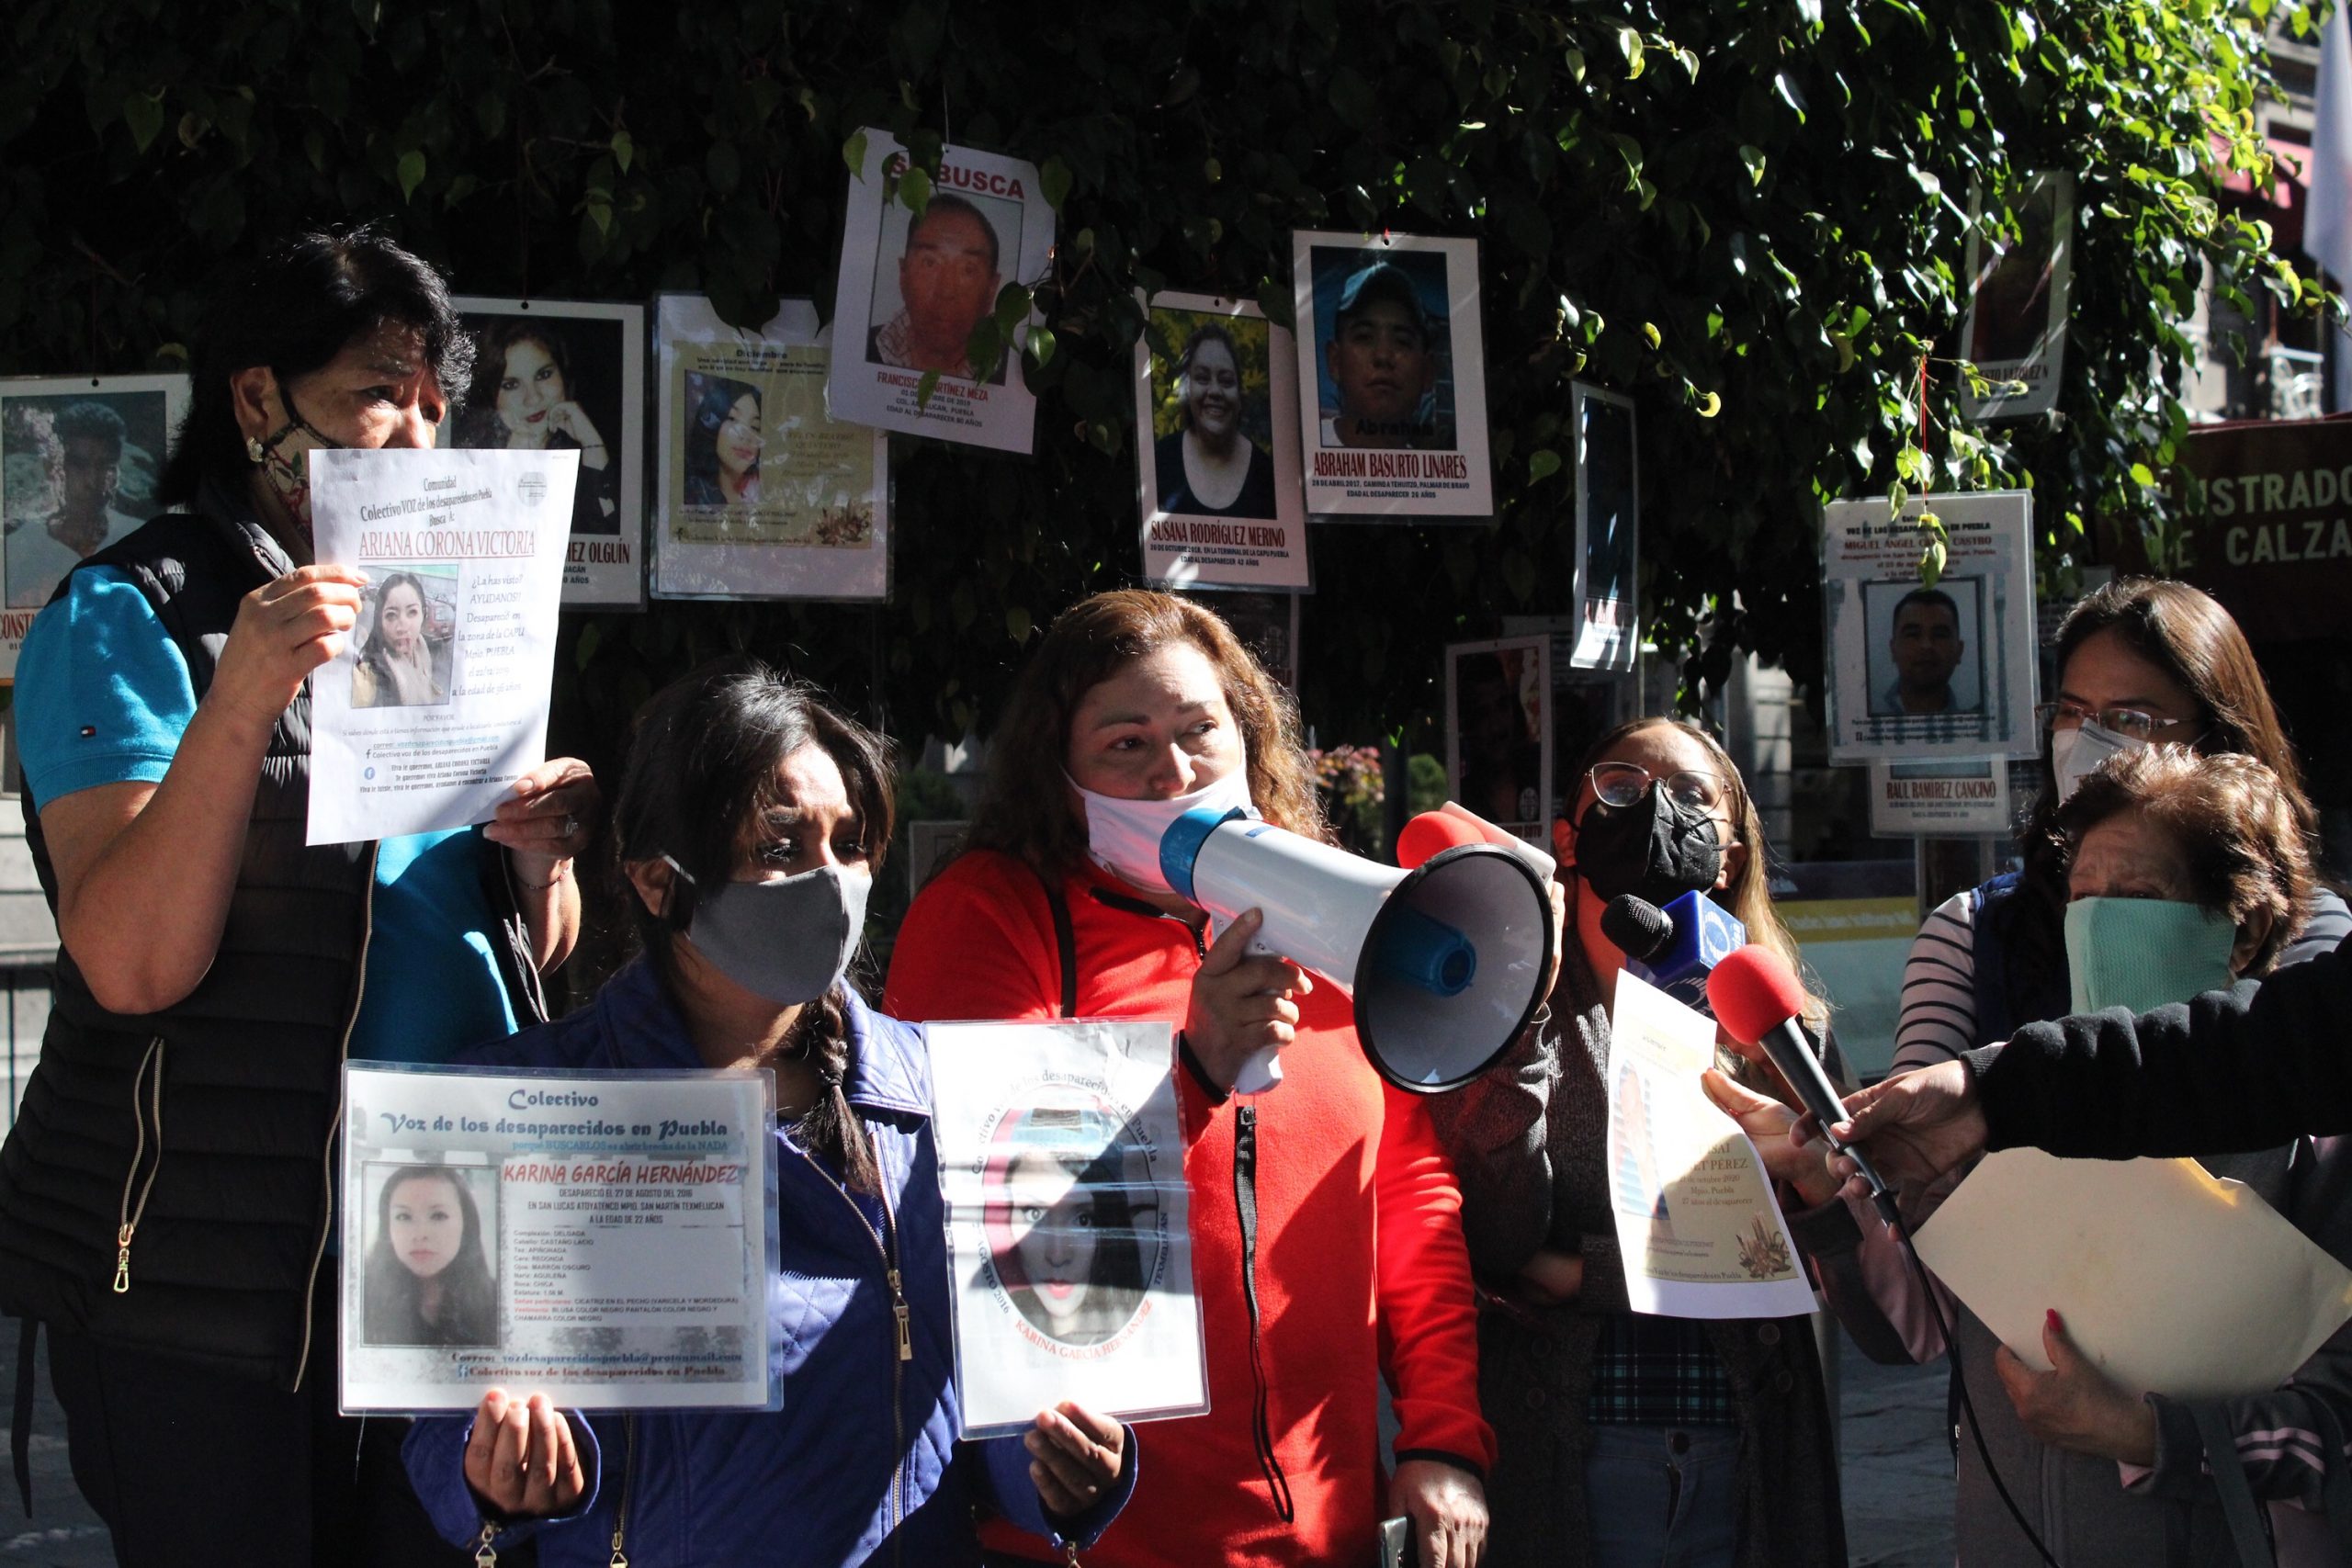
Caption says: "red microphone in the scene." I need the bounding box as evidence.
[1707,945,1902,1226]
[1396,809,1487,870]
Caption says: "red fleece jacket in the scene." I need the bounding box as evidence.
[886,851,1495,1568]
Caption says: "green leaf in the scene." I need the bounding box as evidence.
[123,90,164,152]
[611,130,634,175]
[1528,448,1562,482]
[1739,145,1767,187]
[993,283,1031,336]
[899,164,932,218]
[1616,27,1645,79]
[2130,461,2157,487]
[842,130,869,178]
[396,150,426,202]
[1695,390,1722,418]
[1041,155,1072,211]
[1025,326,1057,367]
[575,622,604,671]
[915,368,942,410]
[1006,605,1033,644]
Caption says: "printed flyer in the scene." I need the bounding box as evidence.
[1821,490,2039,763]
[827,130,1056,454]
[652,295,889,601]
[927,1019,1206,1438]
[1132,289,1310,591]
[339,1062,778,1413]
[1290,230,1494,518]
[1606,971,1816,1320]
[0,373,189,675]
[305,447,575,845]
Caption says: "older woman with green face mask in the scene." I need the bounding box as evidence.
[1724,746,2352,1566]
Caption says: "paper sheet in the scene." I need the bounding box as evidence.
[1606,971,1817,1319]
[1917,1148,2352,1399]
[307,447,574,845]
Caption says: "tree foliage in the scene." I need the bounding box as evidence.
[0,0,2316,768]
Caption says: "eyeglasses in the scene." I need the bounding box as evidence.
[2033,701,2198,743]
[1587,761,1724,812]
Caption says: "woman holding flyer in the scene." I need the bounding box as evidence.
[887,589,1497,1568]
[1422,718,1846,1567]
[0,226,598,1568]
[404,660,1134,1567]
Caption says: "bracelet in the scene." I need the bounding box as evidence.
[515,860,571,892]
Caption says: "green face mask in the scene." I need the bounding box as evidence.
[2064,897,2240,1016]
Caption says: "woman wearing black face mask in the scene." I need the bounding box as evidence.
[401,659,1134,1567]
[1425,718,1847,1568]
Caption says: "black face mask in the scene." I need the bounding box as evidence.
[1573,783,1724,908]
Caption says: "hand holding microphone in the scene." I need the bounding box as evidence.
[1705,945,1905,1229]
[1185,908,1314,1094]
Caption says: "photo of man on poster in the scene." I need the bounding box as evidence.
[1869,582,1983,717]
[5,393,167,607]
[866,193,1009,386]
[1316,257,1450,449]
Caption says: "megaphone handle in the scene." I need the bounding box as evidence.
[1230,1045,1284,1095]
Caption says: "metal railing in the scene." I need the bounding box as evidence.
[0,948,56,1128]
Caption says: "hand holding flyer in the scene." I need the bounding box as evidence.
[305,447,576,845]
[1606,970,1816,1320]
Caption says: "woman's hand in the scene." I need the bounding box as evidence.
[1516,1247,1584,1305]
[208,565,366,735]
[488,757,598,879]
[1184,908,1314,1091]
[548,401,608,469]
[1391,1457,1489,1568]
[1994,1310,2157,1466]
[463,1389,585,1518]
[1024,1401,1125,1519]
[1702,1068,1838,1209]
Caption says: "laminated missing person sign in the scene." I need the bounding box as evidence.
[927,1019,1206,1439]
[305,447,576,845]
[339,1061,779,1413]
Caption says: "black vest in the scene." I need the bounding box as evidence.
[0,492,542,1388]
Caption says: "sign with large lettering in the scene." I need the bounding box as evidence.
[2169,416,2352,643]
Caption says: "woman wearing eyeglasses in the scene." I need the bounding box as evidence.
[1891,577,2348,1082]
[1424,717,1848,1567]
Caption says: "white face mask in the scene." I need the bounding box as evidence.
[2050,719,2146,805]
[1070,766,1257,894]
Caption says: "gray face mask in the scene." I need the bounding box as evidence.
[664,857,871,1007]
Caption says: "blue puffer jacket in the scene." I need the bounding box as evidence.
[401,956,1134,1567]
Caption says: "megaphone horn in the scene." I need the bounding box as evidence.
[1159,807,1556,1095]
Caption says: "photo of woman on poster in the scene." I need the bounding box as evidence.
[350,568,454,709]
[682,372,763,508]
[363,1164,498,1348]
[1152,320,1279,521]
[454,320,620,536]
[982,1107,1155,1349]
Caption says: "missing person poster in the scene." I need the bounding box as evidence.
[653,295,889,601]
[306,448,575,845]
[1821,491,2039,763]
[1959,174,2073,422]
[1570,383,1639,671]
[340,1062,778,1413]
[1133,290,1309,591]
[0,373,189,676]
[827,130,1056,454]
[443,297,646,608]
[1607,971,1816,1320]
[1292,231,1494,518]
[1446,635,1551,845]
[927,1020,1205,1438]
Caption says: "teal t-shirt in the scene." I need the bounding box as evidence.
[17,567,522,1063]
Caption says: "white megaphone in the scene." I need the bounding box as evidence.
[1157,805,1556,1095]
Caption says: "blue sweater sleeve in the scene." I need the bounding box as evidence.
[401,1408,605,1552]
[17,566,196,808]
[969,1425,1138,1550]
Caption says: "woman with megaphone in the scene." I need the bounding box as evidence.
[1423,716,1847,1568]
[888,589,1501,1568]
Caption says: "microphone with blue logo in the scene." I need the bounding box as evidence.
[1155,805,1556,1096]
[1600,891,1747,1015]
